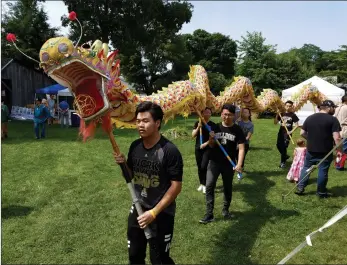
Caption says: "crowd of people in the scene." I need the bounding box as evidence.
[2,92,346,264]
[32,96,71,139]
[1,95,71,140]
[110,94,346,264]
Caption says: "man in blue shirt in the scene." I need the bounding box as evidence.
[34,98,50,139]
[59,100,70,128]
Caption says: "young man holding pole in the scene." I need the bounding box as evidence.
[295,100,341,198]
[199,104,245,224]
[274,100,299,169]
[114,101,183,264]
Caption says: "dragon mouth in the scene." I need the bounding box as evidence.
[47,60,112,120]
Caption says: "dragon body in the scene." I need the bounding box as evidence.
[38,36,327,128]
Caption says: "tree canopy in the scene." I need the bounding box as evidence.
[2,1,346,96]
[183,29,237,94]
[1,0,58,68]
[61,0,193,94]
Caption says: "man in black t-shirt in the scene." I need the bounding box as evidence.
[274,100,299,168]
[114,102,183,264]
[295,100,342,198]
[199,104,245,224]
[192,107,216,194]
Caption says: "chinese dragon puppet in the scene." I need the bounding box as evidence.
[7,11,328,137]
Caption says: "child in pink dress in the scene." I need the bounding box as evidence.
[287,139,307,183]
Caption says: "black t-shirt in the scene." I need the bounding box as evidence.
[302,113,341,153]
[193,120,216,149]
[277,112,299,134]
[210,123,246,163]
[127,136,183,216]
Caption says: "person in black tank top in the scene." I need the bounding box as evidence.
[274,100,299,168]
[295,100,342,198]
[192,107,216,194]
[114,102,183,264]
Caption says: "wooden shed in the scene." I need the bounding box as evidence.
[1,58,56,111]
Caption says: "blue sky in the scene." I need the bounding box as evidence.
[178,1,346,53]
[10,1,346,53]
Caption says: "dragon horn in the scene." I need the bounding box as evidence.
[97,49,105,59]
[6,33,40,64]
[106,50,119,70]
[68,11,83,48]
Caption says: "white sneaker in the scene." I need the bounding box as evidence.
[197,185,203,191]
[202,186,206,194]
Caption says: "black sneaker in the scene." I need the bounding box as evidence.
[199,215,214,224]
[317,192,332,199]
[279,163,285,169]
[222,210,235,220]
[295,188,305,195]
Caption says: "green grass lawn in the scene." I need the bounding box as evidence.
[2,117,347,264]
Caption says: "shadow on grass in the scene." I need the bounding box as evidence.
[329,185,347,197]
[207,173,299,264]
[248,146,272,151]
[304,185,347,198]
[215,170,289,193]
[2,205,34,219]
[246,170,287,177]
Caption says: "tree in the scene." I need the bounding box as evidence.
[236,32,319,94]
[237,31,276,61]
[317,45,347,83]
[275,51,316,89]
[183,29,237,94]
[289,44,324,64]
[61,0,193,94]
[236,31,279,94]
[1,0,58,68]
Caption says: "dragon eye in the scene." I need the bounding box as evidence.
[58,43,68,53]
[41,52,49,62]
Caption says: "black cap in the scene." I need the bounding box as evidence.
[319,100,337,108]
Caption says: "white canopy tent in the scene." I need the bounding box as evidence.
[282,76,345,125]
[57,88,72,97]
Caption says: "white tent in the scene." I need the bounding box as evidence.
[57,88,72,97]
[282,76,345,125]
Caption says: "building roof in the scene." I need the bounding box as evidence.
[1,57,47,74]
[1,58,13,71]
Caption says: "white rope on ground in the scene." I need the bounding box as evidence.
[277,205,347,264]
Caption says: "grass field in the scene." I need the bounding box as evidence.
[1,117,347,264]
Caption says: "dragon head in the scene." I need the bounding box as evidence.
[38,35,129,122]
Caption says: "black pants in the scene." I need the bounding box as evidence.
[276,132,290,163]
[205,160,234,216]
[128,205,175,264]
[236,143,250,168]
[195,148,211,186]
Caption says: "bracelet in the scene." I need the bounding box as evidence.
[150,209,156,219]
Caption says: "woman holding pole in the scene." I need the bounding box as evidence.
[192,107,216,194]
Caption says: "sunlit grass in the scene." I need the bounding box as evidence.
[2,118,346,264]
